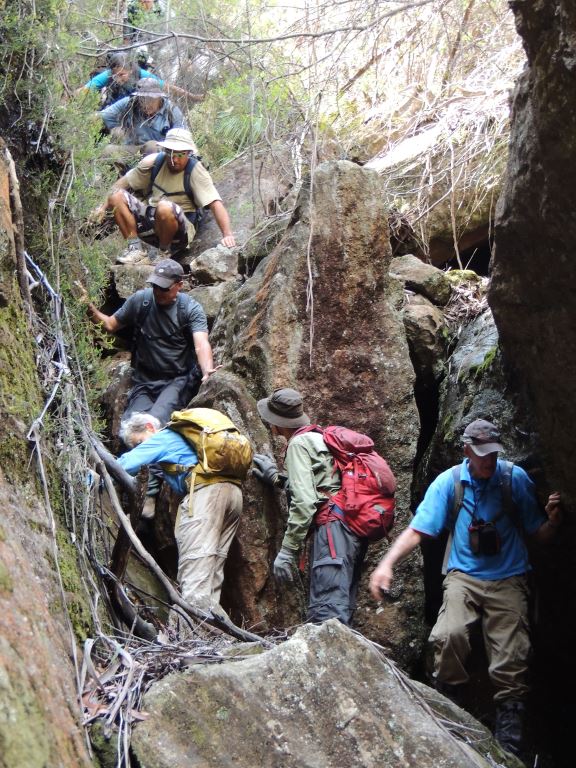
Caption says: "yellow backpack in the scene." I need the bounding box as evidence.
[165,408,253,489]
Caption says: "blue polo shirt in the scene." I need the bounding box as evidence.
[410,459,546,580]
[118,429,197,495]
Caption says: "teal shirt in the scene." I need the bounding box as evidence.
[411,458,545,579]
[283,431,341,552]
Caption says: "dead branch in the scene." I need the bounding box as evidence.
[4,148,33,310]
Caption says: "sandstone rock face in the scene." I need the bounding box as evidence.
[491,0,576,507]
[489,4,576,760]
[0,150,92,768]
[188,149,294,258]
[212,161,424,663]
[131,620,519,768]
[111,263,155,299]
[390,254,452,306]
[0,480,93,768]
[190,282,235,326]
[415,309,540,497]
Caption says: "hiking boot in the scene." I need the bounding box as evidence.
[116,242,149,265]
[494,698,525,757]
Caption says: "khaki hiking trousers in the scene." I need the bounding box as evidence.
[175,482,242,609]
[428,570,531,702]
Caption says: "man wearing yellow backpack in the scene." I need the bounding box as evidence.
[117,408,252,616]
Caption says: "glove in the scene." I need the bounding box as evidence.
[273,548,295,583]
[252,453,280,487]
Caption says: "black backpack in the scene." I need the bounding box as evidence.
[130,288,193,370]
[149,152,204,228]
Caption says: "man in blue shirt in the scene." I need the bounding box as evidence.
[370,419,561,759]
[118,412,242,615]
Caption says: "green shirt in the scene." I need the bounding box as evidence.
[283,431,341,552]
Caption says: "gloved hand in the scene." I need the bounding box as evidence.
[252,453,280,487]
[273,548,295,582]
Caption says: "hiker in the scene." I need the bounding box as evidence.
[81,259,217,514]
[369,418,562,759]
[98,78,187,167]
[254,388,370,625]
[117,411,243,614]
[96,127,236,264]
[82,258,216,426]
[81,52,161,107]
[82,52,202,108]
[123,0,162,43]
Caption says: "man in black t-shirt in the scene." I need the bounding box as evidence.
[84,259,218,425]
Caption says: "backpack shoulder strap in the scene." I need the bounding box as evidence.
[131,288,153,363]
[149,152,166,191]
[183,155,199,202]
[176,292,192,342]
[442,465,464,575]
[450,464,464,530]
[498,459,523,530]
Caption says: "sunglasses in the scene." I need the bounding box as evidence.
[152,283,173,292]
[168,150,190,159]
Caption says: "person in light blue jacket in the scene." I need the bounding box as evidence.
[98,77,187,166]
[117,412,243,614]
[82,52,201,107]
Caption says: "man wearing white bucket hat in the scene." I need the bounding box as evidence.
[98,126,236,263]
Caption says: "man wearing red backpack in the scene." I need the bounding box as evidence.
[254,387,395,625]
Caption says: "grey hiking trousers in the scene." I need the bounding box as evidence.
[307,519,368,626]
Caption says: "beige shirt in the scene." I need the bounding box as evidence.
[124,153,222,213]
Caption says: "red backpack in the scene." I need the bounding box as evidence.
[297,425,396,541]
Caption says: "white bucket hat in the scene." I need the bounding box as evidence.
[156,128,198,154]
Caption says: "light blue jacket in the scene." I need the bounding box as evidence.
[118,430,197,495]
[100,96,186,144]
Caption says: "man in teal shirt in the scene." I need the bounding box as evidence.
[370,418,561,759]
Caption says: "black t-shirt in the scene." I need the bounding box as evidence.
[114,288,207,377]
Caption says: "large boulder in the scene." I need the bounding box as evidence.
[390,254,452,306]
[491,0,576,507]
[401,293,447,388]
[131,620,520,768]
[211,160,424,664]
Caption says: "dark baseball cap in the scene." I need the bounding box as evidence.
[146,259,184,288]
[462,419,504,456]
[257,388,310,428]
